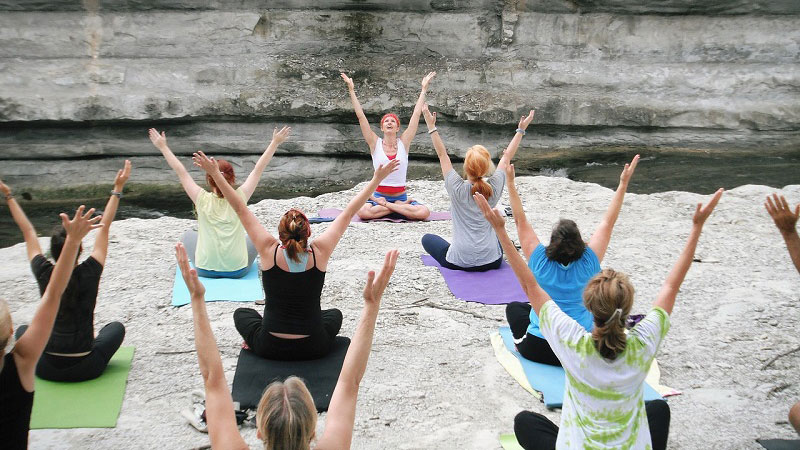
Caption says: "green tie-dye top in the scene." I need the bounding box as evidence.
[539,300,670,450]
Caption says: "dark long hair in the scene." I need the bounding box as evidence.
[545,219,585,265]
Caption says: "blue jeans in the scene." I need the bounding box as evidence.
[367,191,421,206]
[421,233,503,272]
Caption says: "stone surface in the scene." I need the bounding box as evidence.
[0,1,798,188]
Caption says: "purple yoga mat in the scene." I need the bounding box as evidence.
[315,208,451,223]
[420,254,527,305]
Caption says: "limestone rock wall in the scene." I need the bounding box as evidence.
[1,0,798,189]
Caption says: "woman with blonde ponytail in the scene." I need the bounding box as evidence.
[194,149,399,360]
[476,186,723,450]
[420,104,535,271]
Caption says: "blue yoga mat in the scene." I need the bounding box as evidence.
[171,261,264,306]
[498,327,663,409]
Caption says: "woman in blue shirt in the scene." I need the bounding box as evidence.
[504,155,639,366]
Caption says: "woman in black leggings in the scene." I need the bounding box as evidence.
[195,150,399,360]
[1,163,130,382]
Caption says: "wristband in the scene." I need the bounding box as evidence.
[4,193,12,200]
[516,128,526,135]
[110,190,123,198]
[428,127,438,134]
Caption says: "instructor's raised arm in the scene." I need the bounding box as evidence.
[341,73,378,151]
[401,71,436,150]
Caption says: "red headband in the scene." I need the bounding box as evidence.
[381,113,400,128]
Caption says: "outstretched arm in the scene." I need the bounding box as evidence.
[193,152,277,257]
[422,104,452,177]
[654,188,723,315]
[765,193,800,274]
[400,72,436,149]
[588,154,640,263]
[0,179,42,261]
[341,73,379,151]
[497,110,535,171]
[91,160,131,266]
[149,128,202,202]
[475,193,550,314]
[317,250,398,450]
[14,206,102,389]
[176,243,248,450]
[505,164,540,258]
[239,126,291,201]
[313,159,400,255]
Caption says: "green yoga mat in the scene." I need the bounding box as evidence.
[30,346,135,429]
[500,433,525,450]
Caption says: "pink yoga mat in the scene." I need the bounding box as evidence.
[421,254,527,305]
[315,208,451,223]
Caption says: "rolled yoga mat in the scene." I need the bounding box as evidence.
[313,208,451,223]
[492,327,665,409]
[29,346,135,429]
[171,261,263,306]
[231,336,350,412]
[421,254,527,305]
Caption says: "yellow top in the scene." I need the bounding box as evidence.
[195,187,248,272]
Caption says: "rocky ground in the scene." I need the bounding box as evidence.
[3,175,800,449]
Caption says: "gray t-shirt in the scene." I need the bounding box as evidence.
[444,168,506,267]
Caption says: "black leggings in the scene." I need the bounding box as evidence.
[233,307,343,361]
[15,322,125,382]
[421,233,503,272]
[514,400,671,450]
[506,302,561,366]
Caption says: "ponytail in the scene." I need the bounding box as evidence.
[278,209,310,263]
[583,269,634,360]
[464,145,494,200]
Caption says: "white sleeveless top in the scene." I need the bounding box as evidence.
[371,138,408,188]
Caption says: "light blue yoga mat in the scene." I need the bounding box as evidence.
[171,261,263,306]
[498,327,663,409]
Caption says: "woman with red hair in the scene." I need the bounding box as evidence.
[149,126,290,278]
[341,71,435,221]
[420,104,535,271]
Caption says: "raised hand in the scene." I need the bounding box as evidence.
[619,154,640,186]
[59,205,103,240]
[340,73,355,91]
[765,193,800,234]
[271,126,291,145]
[373,159,400,182]
[421,71,436,90]
[175,242,205,299]
[113,160,132,191]
[693,188,724,227]
[518,110,535,131]
[0,178,11,197]
[148,128,167,149]
[474,192,505,230]
[505,163,516,184]
[363,249,399,306]
[192,151,219,174]
[422,104,436,129]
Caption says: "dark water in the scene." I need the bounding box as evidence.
[1,150,798,249]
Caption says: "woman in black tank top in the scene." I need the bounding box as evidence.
[0,205,101,449]
[194,149,400,360]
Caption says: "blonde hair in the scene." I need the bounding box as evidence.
[0,299,11,354]
[256,376,317,450]
[278,210,310,263]
[583,269,634,360]
[463,145,494,200]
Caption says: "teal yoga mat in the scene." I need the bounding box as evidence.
[171,261,263,306]
[30,346,135,429]
[498,327,663,409]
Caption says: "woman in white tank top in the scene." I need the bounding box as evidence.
[341,71,436,220]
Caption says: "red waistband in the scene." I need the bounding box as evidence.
[377,185,406,194]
